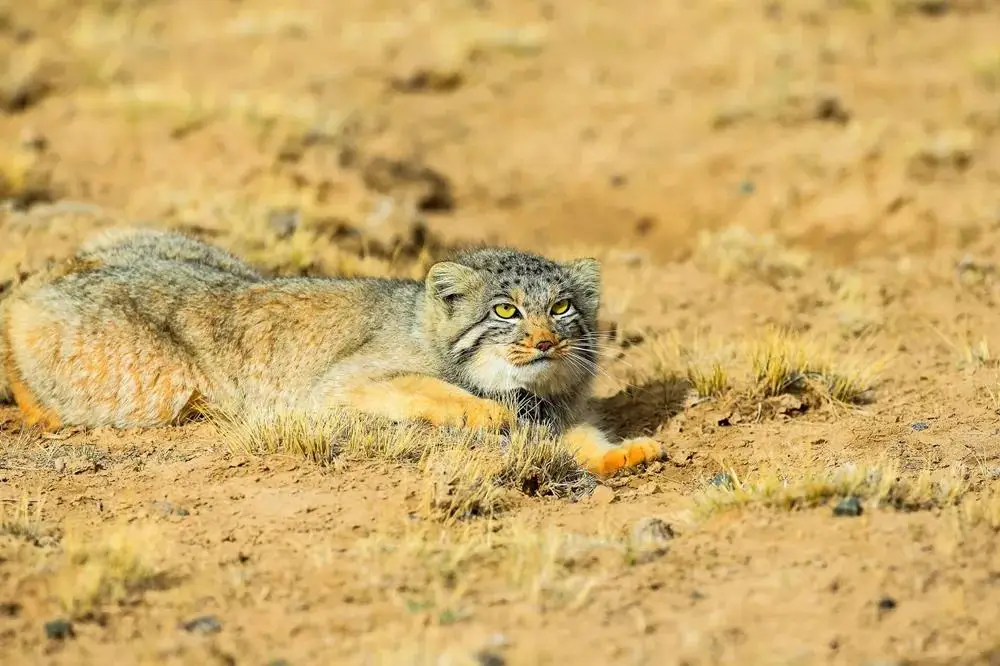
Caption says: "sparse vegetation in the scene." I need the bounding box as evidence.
[649,328,881,407]
[54,526,166,620]
[216,407,594,523]
[694,227,811,285]
[354,519,626,619]
[750,328,881,405]
[692,462,969,519]
[0,43,53,113]
[0,0,999,662]
[651,333,734,399]
[0,494,49,545]
[932,325,997,369]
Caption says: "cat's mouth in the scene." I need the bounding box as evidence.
[508,349,560,367]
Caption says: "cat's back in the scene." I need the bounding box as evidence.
[78,227,262,281]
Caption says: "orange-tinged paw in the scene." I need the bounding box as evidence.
[589,437,666,477]
[462,399,515,430]
[423,397,514,431]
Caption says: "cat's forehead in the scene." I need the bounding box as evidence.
[462,248,558,273]
[459,248,568,294]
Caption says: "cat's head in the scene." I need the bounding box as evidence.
[424,246,602,398]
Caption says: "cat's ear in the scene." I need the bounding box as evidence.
[425,261,483,304]
[565,257,601,309]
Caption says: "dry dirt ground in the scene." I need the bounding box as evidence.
[2,1,1000,664]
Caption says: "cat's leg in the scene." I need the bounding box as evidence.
[340,374,515,431]
[563,422,666,477]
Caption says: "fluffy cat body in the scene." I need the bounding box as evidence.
[0,228,665,476]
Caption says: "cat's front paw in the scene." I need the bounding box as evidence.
[423,396,514,432]
[590,437,666,477]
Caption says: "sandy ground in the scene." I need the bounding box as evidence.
[3,1,1000,664]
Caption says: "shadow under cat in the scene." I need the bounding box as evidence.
[593,375,691,441]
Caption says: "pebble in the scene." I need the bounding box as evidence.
[0,601,21,617]
[153,501,190,517]
[44,619,74,641]
[709,472,735,489]
[630,517,675,563]
[588,485,616,505]
[635,481,660,496]
[475,650,506,666]
[833,496,864,517]
[179,615,222,635]
[911,421,930,431]
[877,596,897,613]
[631,517,676,549]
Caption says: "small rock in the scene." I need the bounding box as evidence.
[44,618,74,641]
[770,393,805,416]
[179,615,222,635]
[709,472,735,489]
[475,650,506,666]
[152,501,190,517]
[268,208,300,239]
[635,481,660,496]
[53,457,66,473]
[390,65,464,93]
[833,496,863,517]
[67,458,101,475]
[877,595,898,613]
[910,421,930,432]
[814,95,850,124]
[910,0,949,15]
[588,485,616,505]
[631,517,675,544]
[670,450,694,468]
[360,156,454,212]
[19,127,47,152]
[630,517,675,563]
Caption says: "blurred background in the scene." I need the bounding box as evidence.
[0,0,998,271]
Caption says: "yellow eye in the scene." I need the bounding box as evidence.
[493,303,519,319]
[550,299,571,315]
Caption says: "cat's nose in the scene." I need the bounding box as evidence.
[535,340,554,352]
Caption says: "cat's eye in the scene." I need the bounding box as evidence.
[550,299,571,316]
[493,303,519,319]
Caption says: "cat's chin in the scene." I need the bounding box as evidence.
[463,348,566,394]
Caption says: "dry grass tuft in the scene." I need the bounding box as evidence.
[355,520,624,620]
[0,43,54,113]
[216,406,432,465]
[648,328,881,408]
[423,425,595,522]
[422,445,513,523]
[693,462,968,519]
[496,425,595,497]
[215,406,594,522]
[55,526,166,619]
[931,325,996,369]
[750,328,881,405]
[652,333,736,399]
[961,491,1000,531]
[0,493,49,545]
[694,226,811,285]
[0,145,58,208]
